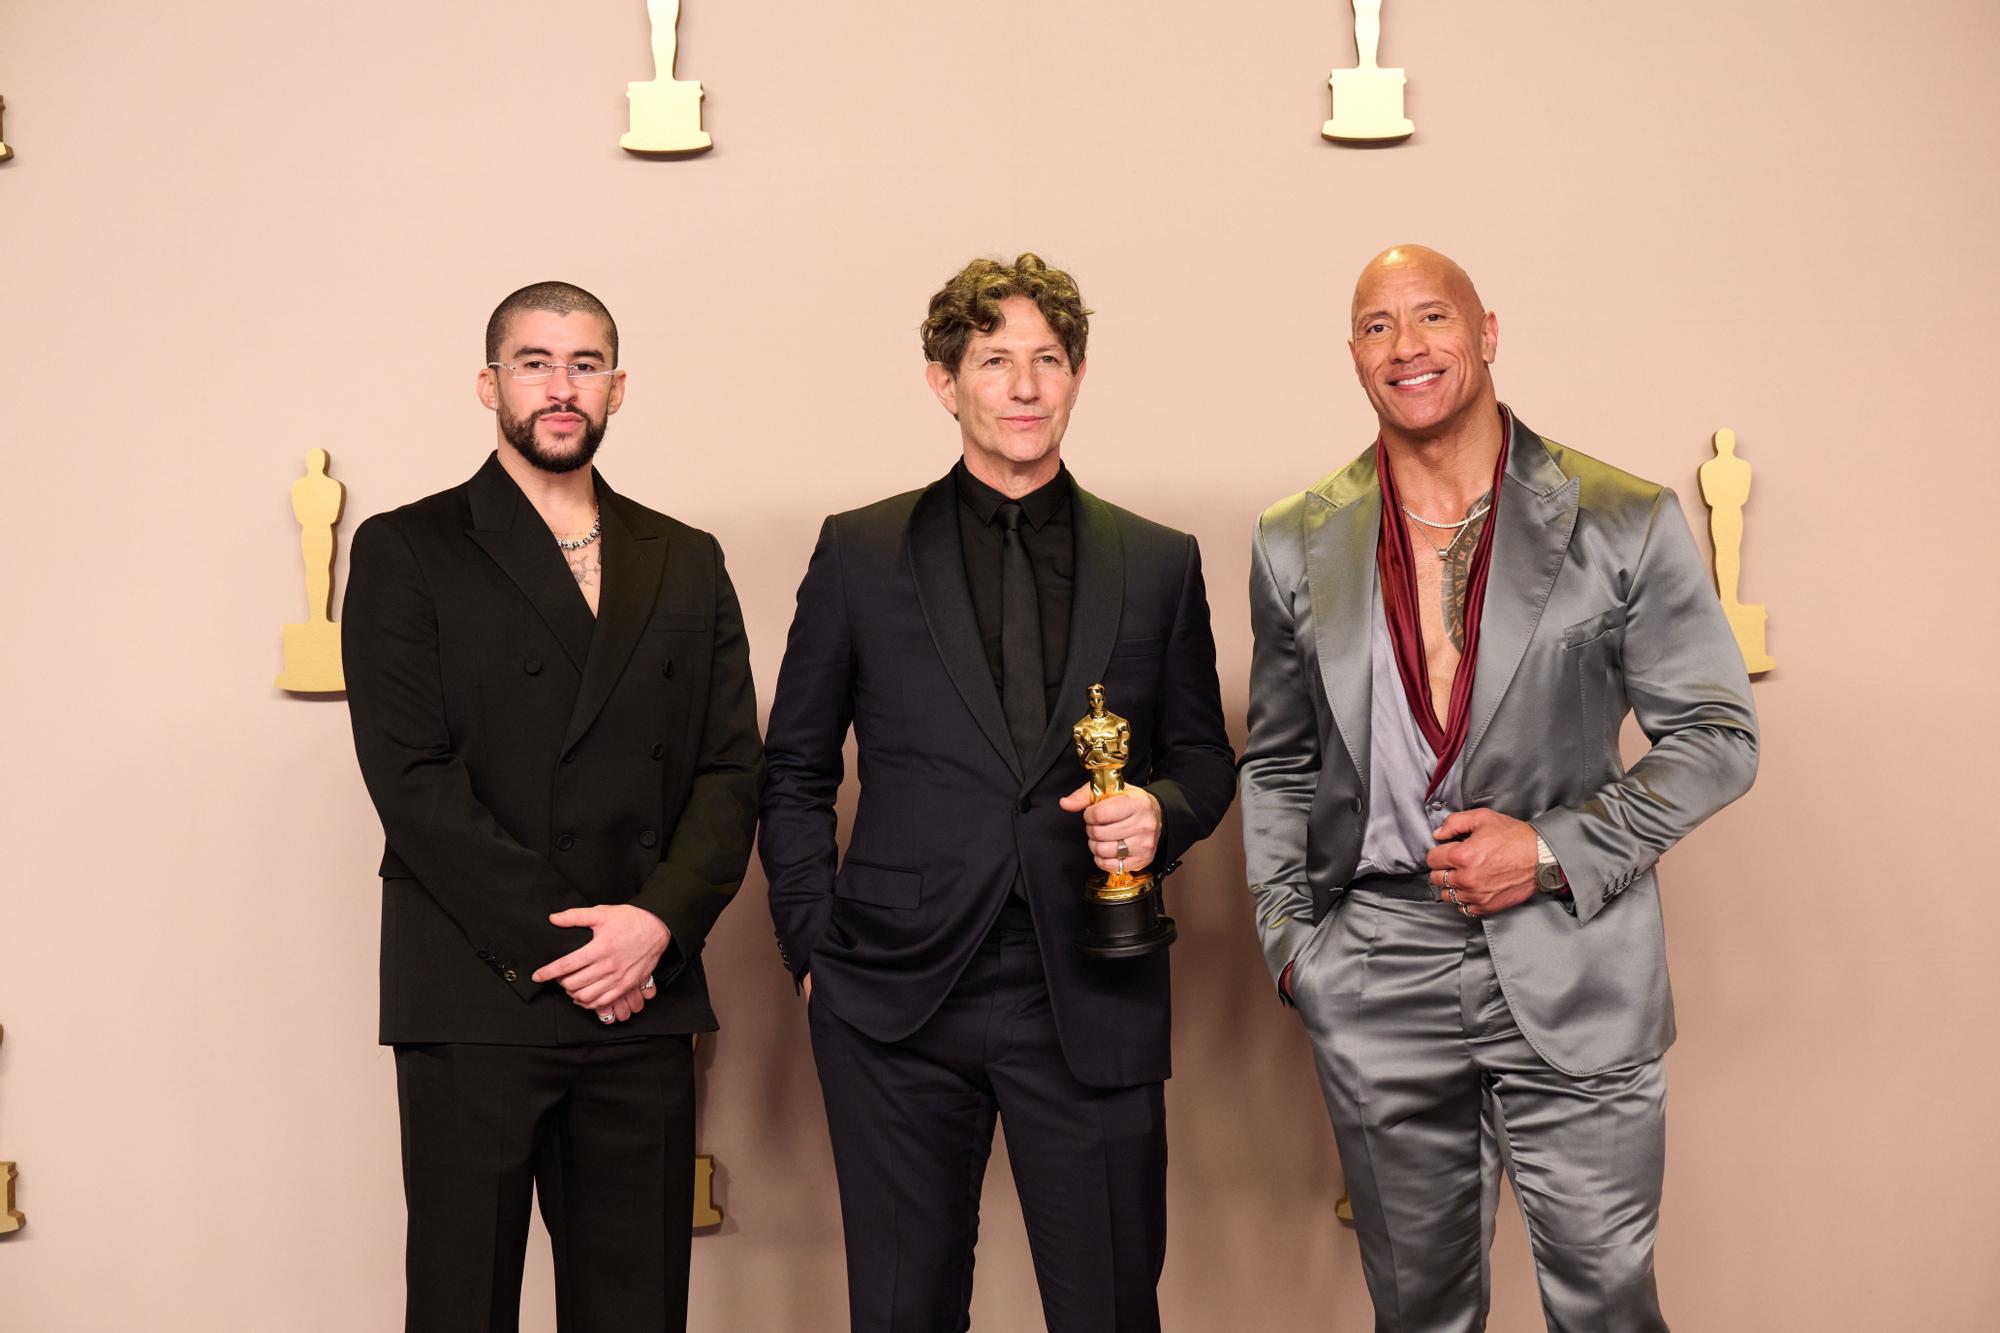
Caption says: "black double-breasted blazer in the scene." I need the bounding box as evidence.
[342,453,764,1045]
[760,470,1236,1089]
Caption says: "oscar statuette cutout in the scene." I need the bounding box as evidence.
[621,0,713,155]
[275,449,346,693]
[1322,0,1415,143]
[1071,684,1176,958]
[1,1025,24,1236]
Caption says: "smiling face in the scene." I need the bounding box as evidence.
[925,295,1086,488]
[1348,246,1498,445]
[477,308,626,475]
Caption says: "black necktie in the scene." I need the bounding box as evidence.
[997,501,1047,767]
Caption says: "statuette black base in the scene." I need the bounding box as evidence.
[1077,891,1177,959]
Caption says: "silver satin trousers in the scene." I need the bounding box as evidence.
[1293,886,1669,1333]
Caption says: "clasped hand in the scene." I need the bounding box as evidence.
[1424,808,1540,917]
[1058,782,1163,875]
[530,904,669,1023]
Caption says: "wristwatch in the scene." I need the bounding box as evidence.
[1533,832,1569,895]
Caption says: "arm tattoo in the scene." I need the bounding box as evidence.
[1440,491,1492,652]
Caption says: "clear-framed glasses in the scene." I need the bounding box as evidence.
[487,360,619,389]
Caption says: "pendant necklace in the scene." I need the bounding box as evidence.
[1402,500,1490,561]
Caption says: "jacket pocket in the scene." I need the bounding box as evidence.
[650,610,710,633]
[834,859,922,910]
[1110,635,1164,658]
[1561,605,1628,649]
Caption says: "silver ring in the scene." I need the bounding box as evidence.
[1116,840,1131,861]
[598,1012,614,1024]
[1441,867,1453,890]
[642,975,657,992]
[1116,859,1127,876]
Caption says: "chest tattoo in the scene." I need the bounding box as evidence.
[1439,492,1492,652]
[565,549,600,590]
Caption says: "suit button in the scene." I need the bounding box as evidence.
[639,829,658,848]
[1351,797,1364,813]
[562,750,576,764]
[502,969,518,983]
[524,656,542,675]
[1018,797,1032,814]
[661,658,675,678]
[650,742,665,760]
[557,833,576,851]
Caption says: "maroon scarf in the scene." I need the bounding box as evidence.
[1375,411,1511,796]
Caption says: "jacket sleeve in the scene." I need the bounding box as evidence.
[1238,513,1325,998]
[1142,535,1237,870]
[341,514,588,1001]
[758,517,855,987]
[1531,490,1760,922]
[628,535,765,988]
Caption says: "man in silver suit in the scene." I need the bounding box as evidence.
[1240,244,1758,1331]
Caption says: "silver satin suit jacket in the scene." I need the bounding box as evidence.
[1240,415,1759,1076]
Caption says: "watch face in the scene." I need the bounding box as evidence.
[1536,862,1564,893]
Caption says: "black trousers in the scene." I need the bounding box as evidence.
[809,923,1168,1333]
[393,1036,696,1333]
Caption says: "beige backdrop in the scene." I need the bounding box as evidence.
[3,1,1996,1328]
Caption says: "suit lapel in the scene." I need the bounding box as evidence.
[1022,485,1122,791]
[1462,417,1578,769]
[465,453,595,670]
[562,478,670,753]
[1305,452,1381,794]
[908,474,1022,781]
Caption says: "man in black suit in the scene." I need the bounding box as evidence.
[761,254,1236,1332]
[342,281,762,1332]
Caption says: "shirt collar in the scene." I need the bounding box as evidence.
[954,460,1072,531]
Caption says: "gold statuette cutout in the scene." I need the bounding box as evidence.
[621,0,713,155]
[1323,0,1415,143]
[276,449,346,693]
[1,1025,22,1235]
[1700,429,1776,675]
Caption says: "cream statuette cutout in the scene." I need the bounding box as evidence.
[1323,0,1415,143]
[1701,429,1776,675]
[276,449,347,694]
[622,0,712,155]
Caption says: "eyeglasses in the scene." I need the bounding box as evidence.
[487,360,619,388]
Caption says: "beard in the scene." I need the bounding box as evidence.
[498,400,608,475]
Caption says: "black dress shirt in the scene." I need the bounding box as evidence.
[954,461,1074,716]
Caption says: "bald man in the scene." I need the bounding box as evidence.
[1239,246,1758,1330]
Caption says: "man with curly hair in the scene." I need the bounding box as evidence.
[762,254,1237,1332]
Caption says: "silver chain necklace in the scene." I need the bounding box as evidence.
[1402,501,1491,561]
[553,507,602,552]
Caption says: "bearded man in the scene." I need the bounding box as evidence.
[342,281,763,1332]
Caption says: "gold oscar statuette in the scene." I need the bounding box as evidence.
[1072,684,1177,958]
[1,1025,23,1236]
[621,0,713,155]
[1699,428,1776,675]
[0,96,14,163]
[1322,0,1415,144]
[276,448,347,694]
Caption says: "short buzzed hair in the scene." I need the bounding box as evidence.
[485,281,620,365]
[921,253,1090,375]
